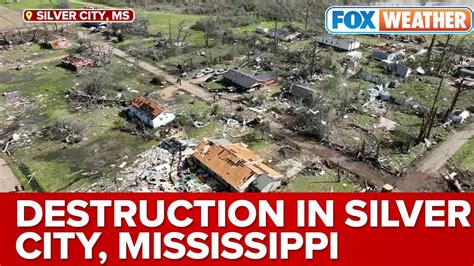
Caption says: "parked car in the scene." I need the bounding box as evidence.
[194,73,205,79]
[216,68,228,75]
[201,68,215,75]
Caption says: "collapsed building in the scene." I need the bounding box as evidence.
[282,83,316,107]
[45,35,71,49]
[61,55,95,71]
[127,96,176,129]
[193,139,283,192]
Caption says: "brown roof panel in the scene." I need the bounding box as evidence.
[194,139,282,191]
[131,96,170,118]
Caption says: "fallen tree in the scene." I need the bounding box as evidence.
[43,119,83,144]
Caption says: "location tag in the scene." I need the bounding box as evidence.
[25,11,33,21]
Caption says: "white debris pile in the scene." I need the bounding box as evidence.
[116,145,212,192]
[275,158,304,179]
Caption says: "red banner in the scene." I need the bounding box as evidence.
[0,193,473,266]
[23,9,135,23]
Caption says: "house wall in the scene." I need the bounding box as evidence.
[261,79,278,87]
[316,36,360,51]
[152,112,176,128]
[128,108,175,129]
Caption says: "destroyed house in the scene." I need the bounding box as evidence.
[61,55,95,71]
[267,29,300,42]
[315,35,360,51]
[245,174,281,192]
[128,96,175,129]
[253,72,279,86]
[223,70,278,91]
[394,63,412,78]
[193,139,283,192]
[284,83,315,106]
[372,50,396,61]
[46,35,70,49]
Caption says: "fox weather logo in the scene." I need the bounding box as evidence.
[325,6,473,34]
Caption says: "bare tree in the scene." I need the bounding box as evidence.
[443,77,472,121]
[417,76,444,143]
[437,34,453,75]
[203,18,217,48]
[425,34,436,65]
[44,118,83,144]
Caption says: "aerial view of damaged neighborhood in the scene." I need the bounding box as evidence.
[0,0,473,193]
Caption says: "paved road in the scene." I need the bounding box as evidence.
[0,158,19,192]
[396,123,474,191]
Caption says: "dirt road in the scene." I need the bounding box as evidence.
[0,158,19,192]
[112,41,393,188]
[111,48,214,102]
[269,122,392,188]
[396,123,474,191]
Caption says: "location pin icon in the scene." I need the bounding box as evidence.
[25,11,33,21]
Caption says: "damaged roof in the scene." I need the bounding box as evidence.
[373,50,394,61]
[246,174,279,192]
[254,71,278,82]
[131,96,171,119]
[223,69,260,89]
[193,138,282,191]
[46,35,70,49]
[61,55,95,68]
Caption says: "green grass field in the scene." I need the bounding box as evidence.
[0,57,162,191]
[137,10,204,35]
[1,0,83,10]
[286,170,359,192]
[453,138,474,172]
[0,44,65,63]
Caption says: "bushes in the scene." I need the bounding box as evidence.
[150,75,166,85]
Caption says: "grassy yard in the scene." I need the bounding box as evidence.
[0,57,163,191]
[235,21,275,33]
[137,10,204,35]
[0,43,67,64]
[1,0,83,10]
[286,170,359,192]
[453,138,474,172]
